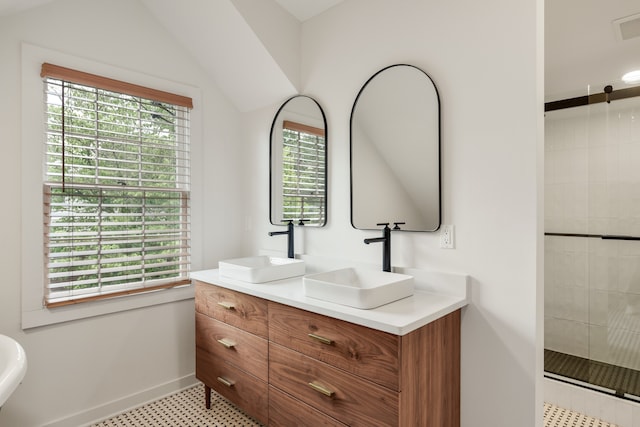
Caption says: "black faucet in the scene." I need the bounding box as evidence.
[269,220,295,259]
[364,223,392,272]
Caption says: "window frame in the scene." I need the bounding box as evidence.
[21,44,203,329]
[41,68,192,307]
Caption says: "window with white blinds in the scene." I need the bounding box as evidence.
[41,63,192,307]
[281,120,326,225]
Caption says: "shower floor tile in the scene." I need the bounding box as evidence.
[545,349,640,397]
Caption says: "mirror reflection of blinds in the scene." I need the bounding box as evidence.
[282,121,325,225]
[41,64,192,307]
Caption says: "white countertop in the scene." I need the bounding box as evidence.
[190,266,469,336]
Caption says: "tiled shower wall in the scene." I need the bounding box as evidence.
[545,97,640,371]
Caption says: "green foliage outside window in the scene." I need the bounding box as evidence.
[44,79,190,302]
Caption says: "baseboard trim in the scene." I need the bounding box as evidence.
[42,374,198,427]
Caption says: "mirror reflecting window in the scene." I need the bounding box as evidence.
[350,64,440,231]
[270,95,327,227]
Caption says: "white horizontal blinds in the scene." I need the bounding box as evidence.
[42,81,190,189]
[282,120,326,225]
[41,63,192,307]
[44,187,190,300]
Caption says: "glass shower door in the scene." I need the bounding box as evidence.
[544,92,640,399]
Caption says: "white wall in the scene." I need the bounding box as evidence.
[0,0,544,425]
[0,0,244,425]
[245,0,544,426]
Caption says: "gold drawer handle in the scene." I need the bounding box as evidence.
[217,376,235,388]
[308,381,335,398]
[308,333,334,345]
[217,338,237,349]
[217,301,235,310]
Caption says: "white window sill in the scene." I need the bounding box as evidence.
[22,284,194,330]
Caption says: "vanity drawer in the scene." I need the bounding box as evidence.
[195,281,268,338]
[268,302,400,390]
[195,312,268,381]
[196,347,268,424]
[269,386,347,427]
[269,343,399,427]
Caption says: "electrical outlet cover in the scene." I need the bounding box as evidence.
[440,225,454,249]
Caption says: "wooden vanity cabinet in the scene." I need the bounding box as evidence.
[194,281,269,424]
[195,280,461,427]
[268,302,460,427]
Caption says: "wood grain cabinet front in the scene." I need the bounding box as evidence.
[268,302,400,390]
[269,343,399,427]
[268,386,347,427]
[195,281,269,424]
[196,347,268,424]
[195,280,268,338]
[195,312,268,381]
[194,279,461,427]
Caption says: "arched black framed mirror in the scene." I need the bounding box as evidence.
[270,95,327,227]
[350,64,441,231]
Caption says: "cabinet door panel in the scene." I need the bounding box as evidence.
[195,281,268,338]
[196,347,268,424]
[269,343,398,427]
[195,312,268,381]
[269,386,347,427]
[269,302,399,390]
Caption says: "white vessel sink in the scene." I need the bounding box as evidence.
[0,335,27,407]
[219,256,305,283]
[303,268,414,309]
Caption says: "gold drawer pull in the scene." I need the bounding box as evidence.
[308,333,334,345]
[217,301,235,310]
[308,381,334,398]
[217,338,237,349]
[217,376,235,388]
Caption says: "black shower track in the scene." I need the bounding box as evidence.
[545,85,640,112]
[545,232,640,241]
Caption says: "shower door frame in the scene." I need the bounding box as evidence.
[544,85,640,401]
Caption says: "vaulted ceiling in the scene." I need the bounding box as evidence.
[136,0,344,111]
[138,0,297,112]
[2,0,639,106]
[0,0,343,112]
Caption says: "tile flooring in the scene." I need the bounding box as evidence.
[544,402,618,427]
[91,383,618,427]
[90,384,263,427]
